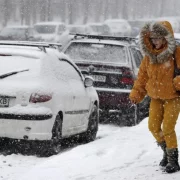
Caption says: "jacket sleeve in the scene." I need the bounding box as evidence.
[129,56,149,103]
[173,46,180,91]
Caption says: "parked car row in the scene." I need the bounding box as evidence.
[0,25,33,41]
[0,18,133,47]
[1,16,180,46]
[0,29,150,156]
[68,19,132,36]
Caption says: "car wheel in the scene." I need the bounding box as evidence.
[99,110,110,123]
[51,114,62,153]
[80,104,99,143]
[39,114,62,157]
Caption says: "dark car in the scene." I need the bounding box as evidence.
[0,26,33,41]
[62,34,150,126]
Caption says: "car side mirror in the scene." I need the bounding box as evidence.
[84,76,94,87]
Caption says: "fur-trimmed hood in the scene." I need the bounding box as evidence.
[140,21,176,64]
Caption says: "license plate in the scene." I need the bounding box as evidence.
[0,97,9,107]
[91,75,106,82]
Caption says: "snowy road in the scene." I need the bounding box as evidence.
[1,118,180,180]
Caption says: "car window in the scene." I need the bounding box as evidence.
[58,59,82,81]
[90,25,103,32]
[34,25,56,34]
[130,47,142,67]
[69,26,85,34]
[65,42,127,64]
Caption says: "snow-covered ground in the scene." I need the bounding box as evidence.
[1,117,180,180]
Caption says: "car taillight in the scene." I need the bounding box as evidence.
[120,77,134,85]
[29,93,52,103]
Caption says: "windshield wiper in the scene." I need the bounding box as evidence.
[0,69,29,79]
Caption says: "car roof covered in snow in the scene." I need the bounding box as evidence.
[69,37,135,46]
[86,22,103,26]
[0,43,68,60]
[3,25,31,29]
[104,18,128,23]
[34,22,65,26]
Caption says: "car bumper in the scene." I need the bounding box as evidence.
[0,105,54,140]
[95,87,131,111]
[0,113,52,120]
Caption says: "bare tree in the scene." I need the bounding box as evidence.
[24,0,31,25]
[1,0,180,27]
[67,0,74,24]
[19,0,25,25]
[83,0,90,24]
[2,0,12,27]
[47,0,53,21]
[104,0,110,20]
[39,0,47,21]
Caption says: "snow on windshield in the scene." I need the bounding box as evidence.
[68,26,85,34]
[90,25,103,32]
[65,42,127,64]
[0,56,40,75]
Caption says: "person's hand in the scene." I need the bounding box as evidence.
[130,100,137,105]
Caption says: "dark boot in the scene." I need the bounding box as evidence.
[158,141,168,167]
[165,148,180,173]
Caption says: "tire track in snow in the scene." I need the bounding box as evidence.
[102,150,148,173]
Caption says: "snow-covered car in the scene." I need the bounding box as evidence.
[67,24,87,40]
[0,41,99,155]
[67,24,86,34]
[85,23,111,35]
[0,26,33,41]
[128,19,153,37]
[104,19,132,36]
[62,34,150,126]
[32,22,70,47]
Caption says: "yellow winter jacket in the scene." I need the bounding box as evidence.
[129,21,180,103]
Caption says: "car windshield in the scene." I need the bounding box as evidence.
[34,25,56,34]
[69,27,85,34]
[90,25,103,32]
[0,28,27,37]
[65,42,127,64]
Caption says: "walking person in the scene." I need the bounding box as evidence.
[129,21,180,173]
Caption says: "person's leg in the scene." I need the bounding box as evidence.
[148,98,164,142]
[163,97,180,173]
[148,98,168,166]
[163,97,180,148]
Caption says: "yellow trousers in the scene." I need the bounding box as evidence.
[148,97,180,148]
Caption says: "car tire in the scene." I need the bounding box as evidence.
[80,104,99,143]
[99,110,109,123]
[51,113,63,153]
[39,114,62,157]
